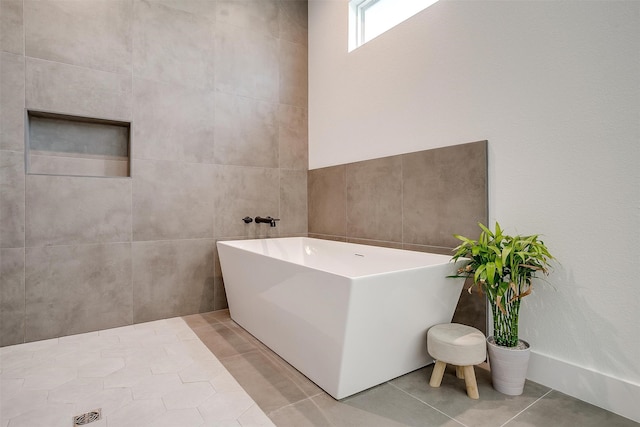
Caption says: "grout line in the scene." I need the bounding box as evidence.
[400,155,404,246]
[129,125,134,326]
[387,381,469,427]
[268,393,338,427]
[307,392,340,427]
[344,165,348,239]
[499,389,554,427]
[22,0,27,345]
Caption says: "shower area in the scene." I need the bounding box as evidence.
[0,0,309,346]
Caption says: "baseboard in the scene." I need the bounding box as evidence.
[528,351,640,423]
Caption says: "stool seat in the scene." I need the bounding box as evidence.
[427,323,486,399]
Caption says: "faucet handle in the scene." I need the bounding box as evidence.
[242,216,253,224]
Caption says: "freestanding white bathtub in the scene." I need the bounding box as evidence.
[217,237,466,399]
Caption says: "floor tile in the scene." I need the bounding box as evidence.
[21,365,78,390]
[73,387,133,418]
[219,350,312,414]
[48,377,104,404]
[192,310,639,427]
[238,403,277,426]
[390,364,550,427]
[257,347,324,398]
[148,407,205,427]
[0,388,48,420]
[209,369,247,393]
[507,390,639,427]
[182,313,217,330]
[178,359,227,383]
[130,372,183,400]
[315,392,463,427]
[161,381,216,409]
[268,397,333,427]
[0,317,271,427]
[6,402,75,427]
[149,352,194,375]
[197,322,256,359]
[2,312,635,427]
[197,390,257,424]
[78,357,125,377]
[103,365,152,389]
[341,382,463,427]
[106,398,166,427]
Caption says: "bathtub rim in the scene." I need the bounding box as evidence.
[216,236,461,280]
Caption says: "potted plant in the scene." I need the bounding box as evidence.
[449,222,555,395]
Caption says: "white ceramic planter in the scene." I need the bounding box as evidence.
[486,337,531,396]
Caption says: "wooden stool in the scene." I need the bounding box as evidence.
[427,323,486,399]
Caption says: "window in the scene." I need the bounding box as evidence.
[349,0,439,51]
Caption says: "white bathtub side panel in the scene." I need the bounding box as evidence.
[336,264,466,399]
[217,244,352,398]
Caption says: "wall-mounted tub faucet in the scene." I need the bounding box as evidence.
[255,216,280,227]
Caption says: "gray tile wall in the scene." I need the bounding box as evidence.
[308,141,488,333]
[0,0,308,346]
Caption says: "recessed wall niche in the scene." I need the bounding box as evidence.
[26,110,131,178]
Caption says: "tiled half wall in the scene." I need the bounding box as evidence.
[308,140,488,332]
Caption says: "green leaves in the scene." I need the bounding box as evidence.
[448,221,556,347]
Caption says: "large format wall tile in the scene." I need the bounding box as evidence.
[0,248,25,346]
[132,78,215,163]
[308,141,488,249]
[133,239,214,323]
[0,0,23,54]
[214,92,278,168]
[403,141,487,248]
[279,40,307,107]
[145,0,216,21]
[26,175,132,247]
[0,150,25,248]
[25,243,132,342]
[280,169,308,236]
[213,165,279,238]
[214,22,279,102]
[216,0,279,39]
[133,0,214,89]
[26,58,132,121]
[212,244,227,310]
[24,0,132,74]
[0,52,24,151]
[28,155,129,178]
[346,155,403,242]
[308,165,347,237]
[133,159,216,241]
[278,0,308,46]
[278,104,308,170]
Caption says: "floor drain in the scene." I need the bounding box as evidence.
[73,409,102,426]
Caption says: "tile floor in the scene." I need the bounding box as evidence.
[0,317,273,427]
[184,310,639,427]
[1,311,638,427]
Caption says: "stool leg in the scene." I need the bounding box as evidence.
[462,365,479,399]
[456,366,465,379]
[429,361,447,387]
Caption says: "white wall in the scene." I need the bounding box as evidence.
[309,0,640,421]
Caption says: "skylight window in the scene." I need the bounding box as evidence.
[349,0,439,51]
